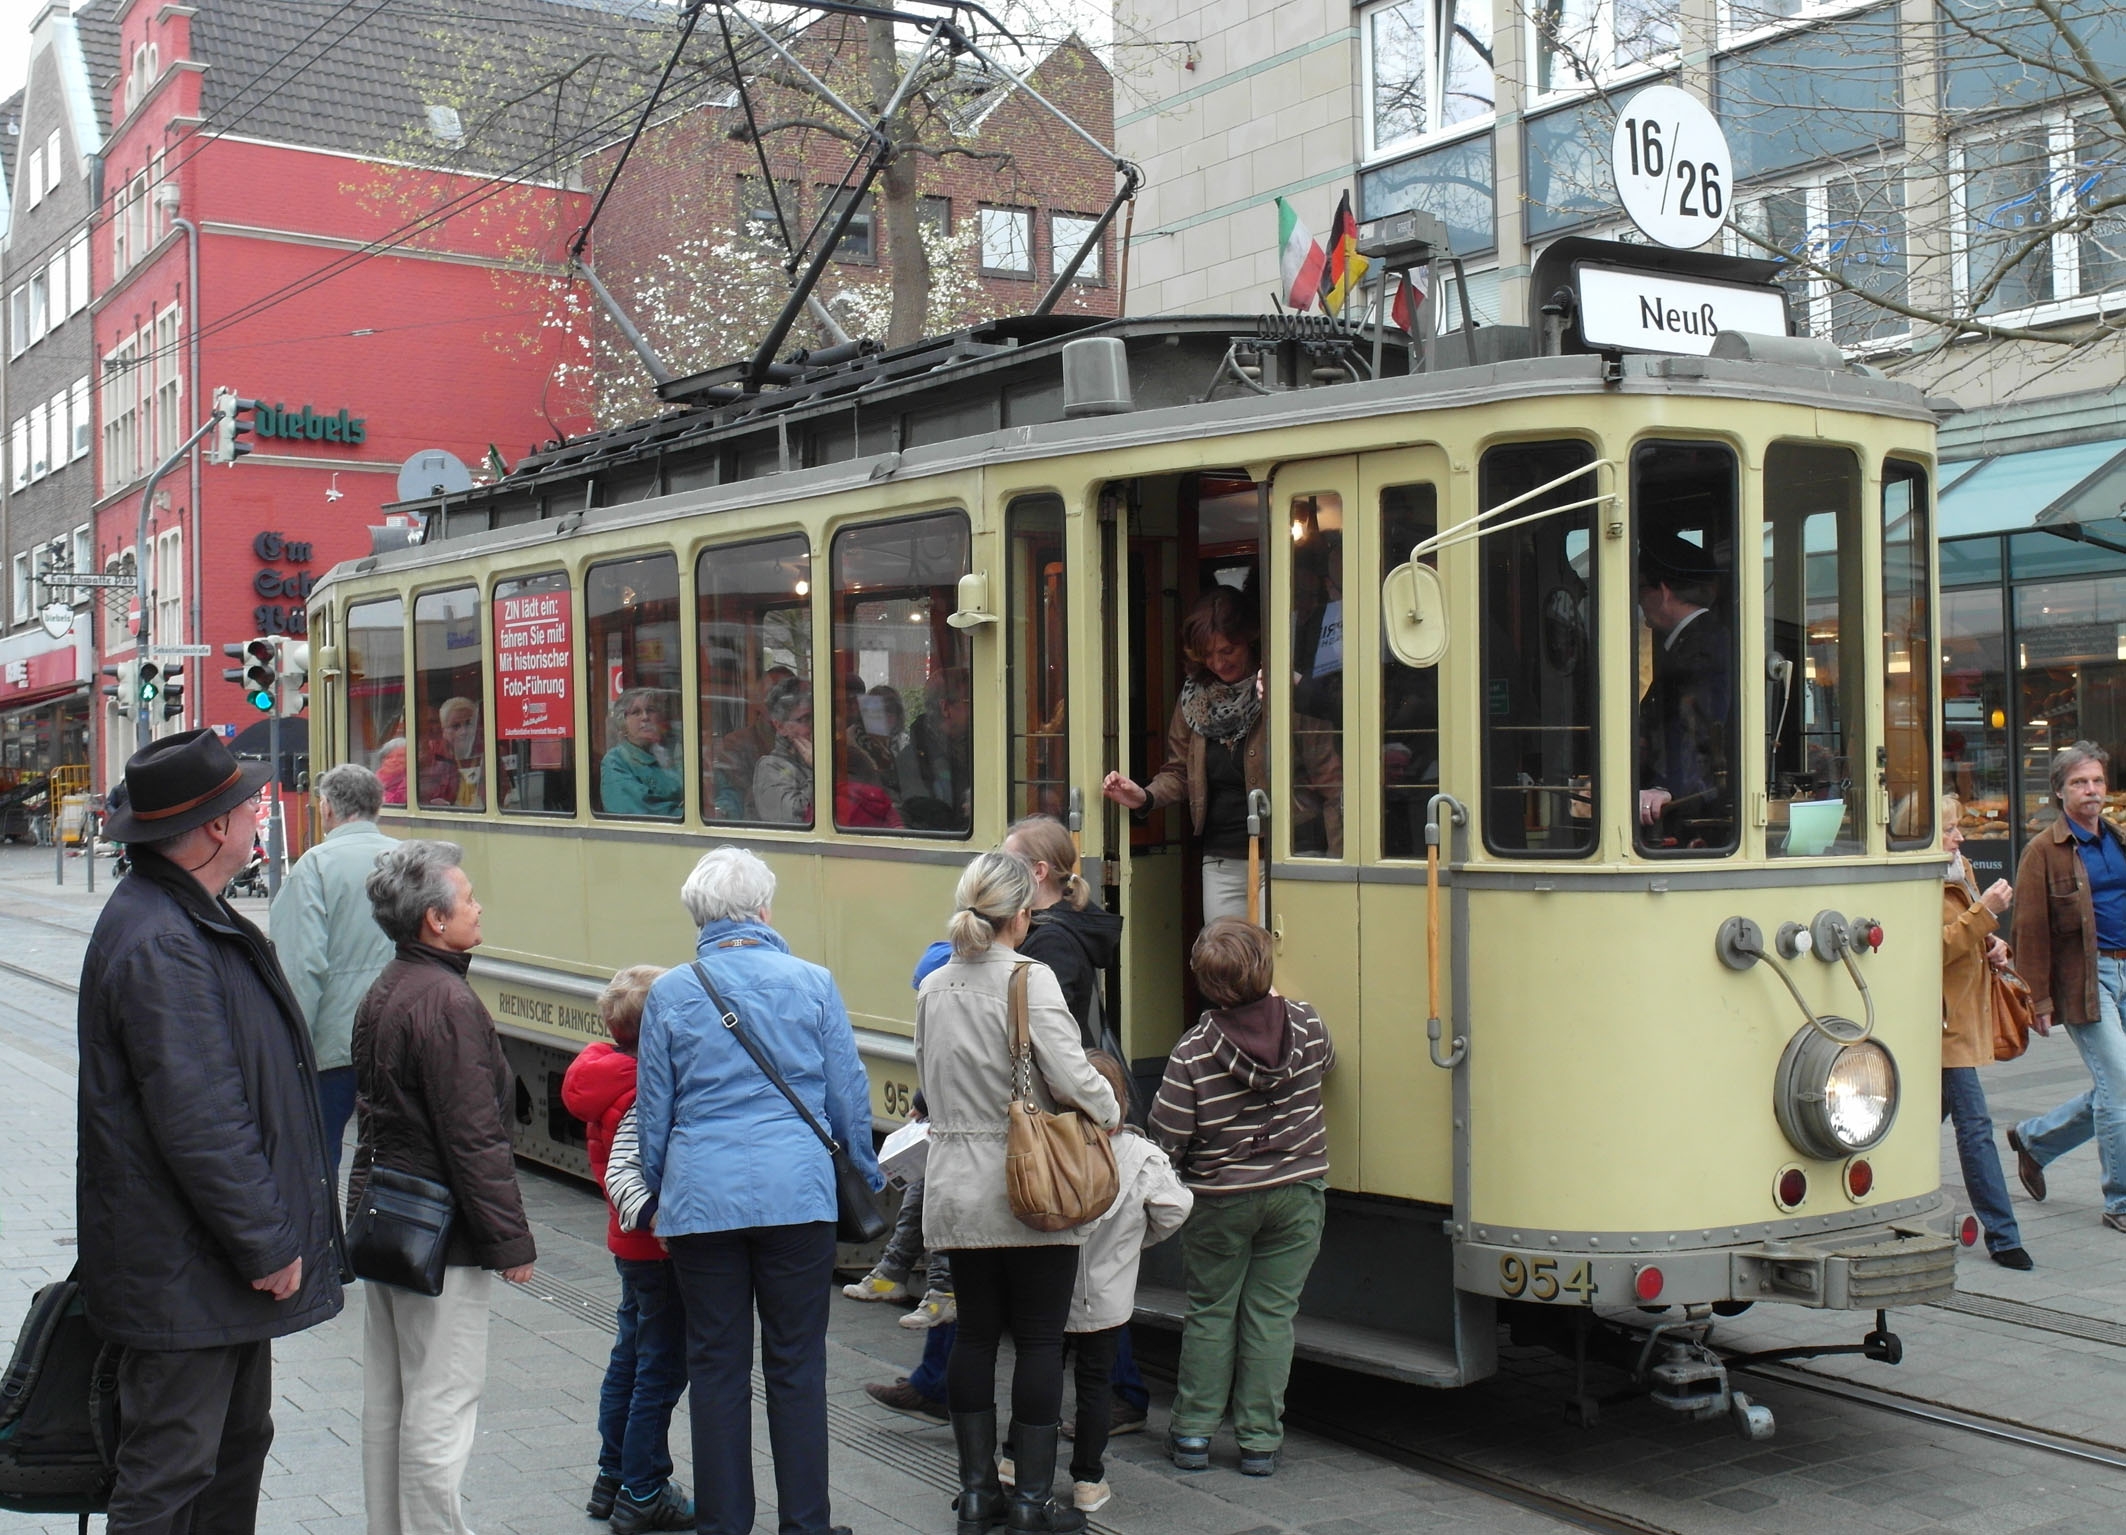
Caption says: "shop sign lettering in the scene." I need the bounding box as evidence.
[256,404,367,445]
[496,590,574,739]
[253,529,313,636]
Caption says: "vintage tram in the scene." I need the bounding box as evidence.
[308,254,1958,1434]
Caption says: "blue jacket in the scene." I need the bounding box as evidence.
[636,918,881,1235]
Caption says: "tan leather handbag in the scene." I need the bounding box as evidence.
[1003,961,1120,1232]
[1991,961,2035,1063]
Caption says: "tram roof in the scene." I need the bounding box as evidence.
[356,313,1940,583]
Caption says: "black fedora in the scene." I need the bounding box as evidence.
[102,728,272,843]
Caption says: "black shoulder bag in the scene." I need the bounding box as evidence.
[344,1165,457,1297]
[690,960,888,1244]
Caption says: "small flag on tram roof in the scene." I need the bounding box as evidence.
[1392,268,1429,332]
[1320,192,1370,315]
[1276,197,1327,311]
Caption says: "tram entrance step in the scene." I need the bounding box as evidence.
[1132,1283,1464,1387]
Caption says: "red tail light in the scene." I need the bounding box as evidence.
[1634,1266,1664,1302]
[1845,1159,1874,1199]
[1776,1167,1808,1209]
[1958,1215,1980,1247]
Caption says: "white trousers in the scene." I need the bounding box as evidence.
[1201,855,1268,924]
[363,1266,494,1535]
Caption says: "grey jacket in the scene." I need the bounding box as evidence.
[271,819,395,1070]
[917,947,1120,1250]
[1068,1127,1191,1332]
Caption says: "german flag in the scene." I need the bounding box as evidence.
[1319,192,1369,316]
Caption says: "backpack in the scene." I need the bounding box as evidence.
[0,1267,121,1524]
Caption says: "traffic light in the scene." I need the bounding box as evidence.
[161,665,185,720]
[277,641,310,717]
[225,638,279,712]
[100,662,131,718]
[135,658,164,705]
[209,388,259,465]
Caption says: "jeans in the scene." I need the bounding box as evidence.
[909,1320,955,1402]
[668,1222,837,1535]
[596,1256,689,1497]
[2017,954,2126,1216]
[1941,1068,2022,1252]
[108,1340,274,1535]
[1171,1180,1326,1452]
[944,1245,1079,1426]
[316,1065,357,1189]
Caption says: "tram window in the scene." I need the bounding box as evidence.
[832,511,972,835]
[1633,442,1739,858]
[1381,484,1438,858]
[346,596,407,808]
[1007,495,1068,820]
[412,586,485,811]
[697,535,812,826]
[492,571,576,816]
[587,553,684,820]
[1289,493,1344,857]
[1764,443,1864,857]
[1882,461,1934,849]
[1479,441,1599,857]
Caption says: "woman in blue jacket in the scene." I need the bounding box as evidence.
[635,846,882,1535]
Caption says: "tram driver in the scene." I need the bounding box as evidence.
[1635,535,1733,848]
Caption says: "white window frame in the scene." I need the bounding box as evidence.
[9,418,27,492]
[66,233,88,316]
[978,205,1034,277]
[1362,0,1499,160]
[69,378,90,462]
[45,391,66,480]
[103,337,141,490]
[1049,212,1103,283]
[153,307,182,463]
[71,525,92,607]
[23,145,42,209]
[1734,161,1910,355]
[1524,0,1681,105]
[6,287,24,358]
[154,528,182,653]
[46,251,67,329]
[45,129,60,190]
[1717,0,1884,50]
[112,181,130,275]
[28,402,48,482]
[27,269,48,345]
[1948,109,2121,330]
[11,553,30,626]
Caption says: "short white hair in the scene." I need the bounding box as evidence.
[681,846,777,927]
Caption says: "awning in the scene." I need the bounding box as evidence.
[1939,439,2126,538]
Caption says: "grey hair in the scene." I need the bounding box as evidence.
[607,686,671,745]
[367,840,466,944]
[949,850,1034,959]
[2051,740,2111,798]
[765,677,811,725]
[681,846,778,927]
[317,762,384,822]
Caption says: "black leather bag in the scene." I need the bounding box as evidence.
[689,961,889,1245]
[0,1266,121,1518]
[345,1166,457,1296]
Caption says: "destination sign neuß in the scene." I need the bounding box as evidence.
[1575,265,1788,356]
[255,403,368,445]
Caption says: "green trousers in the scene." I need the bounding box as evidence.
[1168,1179,1326,1450]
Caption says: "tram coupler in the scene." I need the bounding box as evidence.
[1634,1318,1777,1441]
[1718,1309,1905,1371]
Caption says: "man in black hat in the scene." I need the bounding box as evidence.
[1636,534,1734,847]
[78,728,346,1534]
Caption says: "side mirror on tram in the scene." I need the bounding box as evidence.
[1382,561,1448,668]
[947,571,1000,629]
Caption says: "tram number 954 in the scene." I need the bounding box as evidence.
[878,1079,915,1119]
[1499,1254,1599,1304]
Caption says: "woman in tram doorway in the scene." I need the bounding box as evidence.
[1102,588,1338,923]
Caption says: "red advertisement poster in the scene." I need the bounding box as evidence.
[496,590,573,739]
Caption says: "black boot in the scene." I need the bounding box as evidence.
[951,1409,1009,1535]
[1006,1423,1085,1533]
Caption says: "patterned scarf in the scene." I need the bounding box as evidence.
[1179,672,1262,747]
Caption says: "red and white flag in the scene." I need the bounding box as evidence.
[1276,197,1326,311]
[1392,268,1430,332]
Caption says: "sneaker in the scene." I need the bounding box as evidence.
[2007,1127,2047,1202]
[1991,1246,2035,1270]
[587,1473,621,1520]
[1107,1398,1147,1436]
[609,1483,694,1534]
[1166,1433,1210,1471]
[898,1288,958,1329]
[864,1378,949,1424]
[1239,1447,1280,1477]
[842,1268,911,1303]
[1073,1481,1111,1512]
[2104,1212,2126,1235]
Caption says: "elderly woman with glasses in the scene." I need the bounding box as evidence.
[602,687,684,819]
[349,840,535,1535]
[634,846,881,1535]
[752,678,815,826]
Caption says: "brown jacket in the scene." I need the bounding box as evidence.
[2011,814,2126,1026]
[1941,878,1997,1069]
[348,942,536,1270]
[1142,698,1343,854]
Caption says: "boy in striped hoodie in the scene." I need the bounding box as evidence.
[1149,918,1335,1478]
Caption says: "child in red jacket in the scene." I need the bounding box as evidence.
[561,966,693,1533]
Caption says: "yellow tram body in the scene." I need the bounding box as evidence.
[309,312,1956,1387]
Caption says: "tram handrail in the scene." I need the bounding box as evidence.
[1425,793,1468,1069]
[1408,459,1619,563]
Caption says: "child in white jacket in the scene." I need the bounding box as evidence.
[1059,1052,1192,1511]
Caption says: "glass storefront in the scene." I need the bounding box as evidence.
[0,694,90,840]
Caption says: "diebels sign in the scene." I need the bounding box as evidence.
[256,403,368,446]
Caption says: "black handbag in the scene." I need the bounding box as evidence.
[345,1166,457,1296]
[689,961,889,1244]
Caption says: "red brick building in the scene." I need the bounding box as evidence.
[88,0,608,788]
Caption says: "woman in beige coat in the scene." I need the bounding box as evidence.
[919,850,1120,1535]
[1942,794,2031,1269]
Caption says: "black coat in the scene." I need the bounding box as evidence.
[1022,903,1124,1051]
[76,847,346,1350]
[1638,610,1732,829]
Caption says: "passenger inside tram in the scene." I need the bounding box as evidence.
[709,663,795,820]
[600,687,683,818]
[897,667,973,830]
[420,697,484,809]
[753,677,815,825]
[1634,533,1733,847]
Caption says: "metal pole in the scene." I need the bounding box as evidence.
[266,708,283,898]
[53,784,62,886]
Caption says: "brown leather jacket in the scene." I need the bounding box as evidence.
[2011,814,2126,1026]
[1141,698,1344,855]
[348,943,536,1270]
[1941,877,1997,1069]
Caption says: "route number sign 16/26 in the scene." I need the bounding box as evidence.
[1610,84,1732,250]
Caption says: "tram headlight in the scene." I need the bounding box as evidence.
[1773,1023,1899,1161]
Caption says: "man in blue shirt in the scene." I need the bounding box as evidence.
[2010,742,2126,1233]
